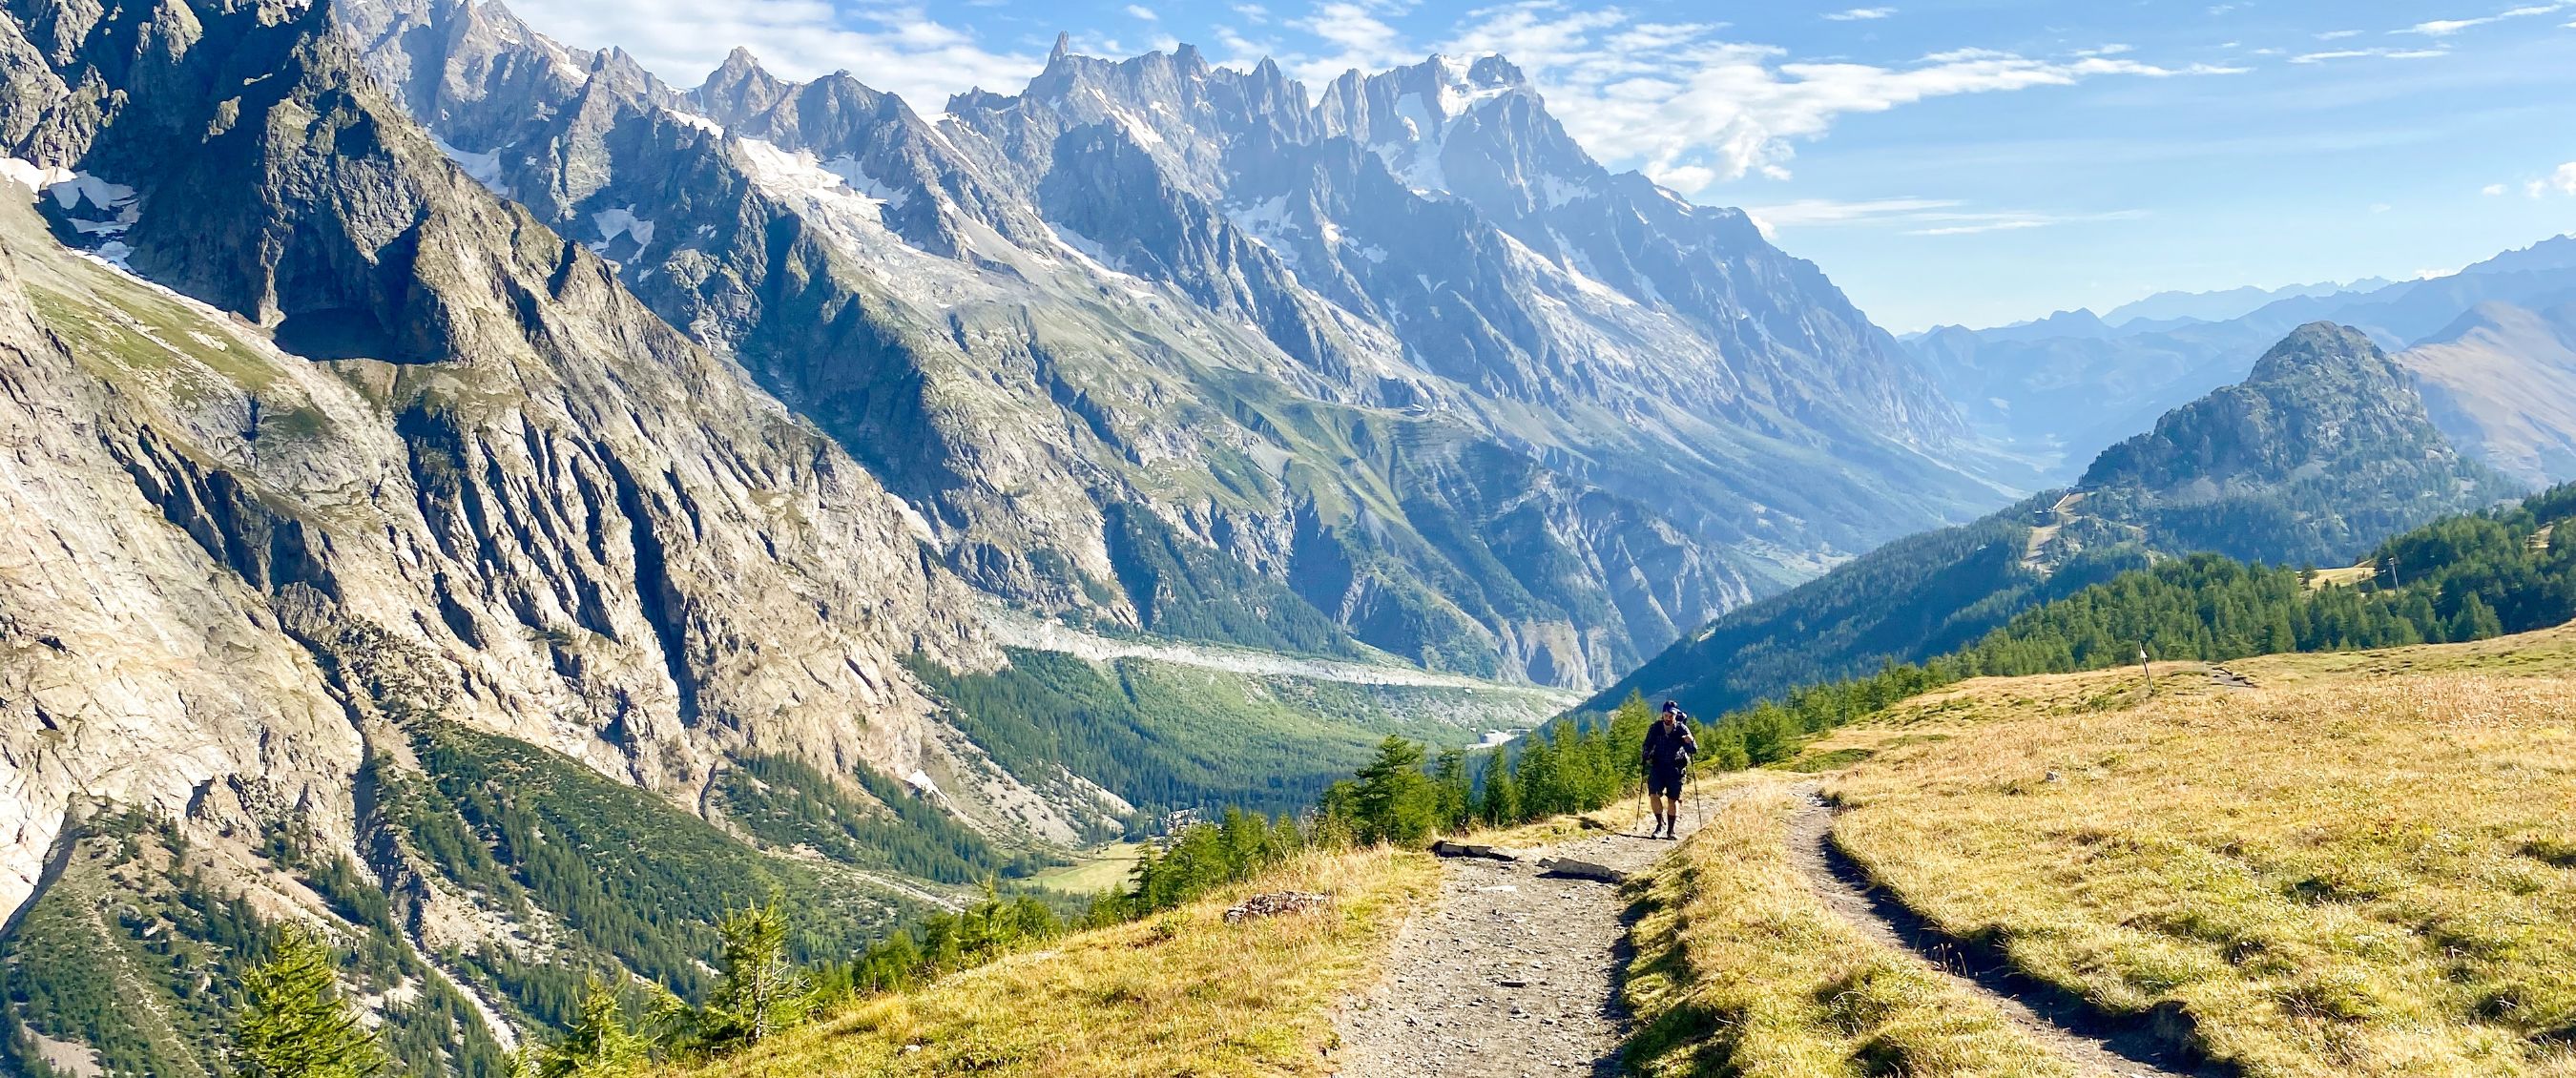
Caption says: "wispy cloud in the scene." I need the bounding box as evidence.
[1741,197,2144,238]
[1742,197,1962,228]
[2291,47,2452,63]
[1126,5,1158,21]
[2399,2,2573,35]
[1243,2,2244,193]
[1823,8,1897,21]
[504,0,1037,106]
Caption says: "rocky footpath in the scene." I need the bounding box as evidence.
[1332,811,1708,1076]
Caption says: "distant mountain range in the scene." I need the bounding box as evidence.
[1592,321,2519,715]
[1909,235,2576,483]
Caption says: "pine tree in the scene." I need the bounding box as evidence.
[700,897,812,1050]
[2451,592,2504,642]
[229,925,388,1078]
[1476,758,1520,826]
[1349,737,1439,845]
[539,978,641,1078]
[1431,749,1471,833]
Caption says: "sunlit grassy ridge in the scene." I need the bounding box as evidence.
[668,847,1434,1077]
[1813,629,2576,1077]
[1623,780,2072,1077]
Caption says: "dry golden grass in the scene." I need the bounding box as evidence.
[1814,631,2576,1078]
[1623,777,2074,1078]
[670,846,1435,1078]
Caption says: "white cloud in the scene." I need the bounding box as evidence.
[1233,3,1271,23]
[2316,29,2364,39]
[1823,8,1897,21]
[1127,5,1159,21]
[1741,197,2143,238]
[502,0,1038,106]
[1910,219,2050,236]
[2399,2,2573,35]
[2539,162,2576,197]
[1252,2,2244,192]
[2290,47,2452,62]
[2483,183,2509,196]
[2370,202,2393,213]
[1742,197,1963,228]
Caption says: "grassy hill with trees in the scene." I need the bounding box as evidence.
[1593,322,2520,718]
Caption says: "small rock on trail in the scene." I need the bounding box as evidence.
[1331,810,1709,1077]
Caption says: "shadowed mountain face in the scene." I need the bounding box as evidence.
[1593,321,2521,716]
[326,0,2021,689]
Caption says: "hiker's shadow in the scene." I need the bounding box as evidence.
[1587,888,1648,1077]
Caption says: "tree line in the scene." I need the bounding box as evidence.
[1691,481,2576,768]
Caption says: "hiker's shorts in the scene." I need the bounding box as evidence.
[1647,767,1685,798]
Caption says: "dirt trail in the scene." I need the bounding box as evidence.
[1330,801,1714,1077]
[1784,785,2219,1078]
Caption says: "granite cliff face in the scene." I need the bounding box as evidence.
[323,0,2014,690]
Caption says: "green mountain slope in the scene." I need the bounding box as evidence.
[1594,321,2522,716]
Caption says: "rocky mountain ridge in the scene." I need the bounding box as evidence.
[328,0,2016,691]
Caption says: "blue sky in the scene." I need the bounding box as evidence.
[506,0,2576,331]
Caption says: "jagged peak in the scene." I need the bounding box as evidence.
[1049,31,1072,65]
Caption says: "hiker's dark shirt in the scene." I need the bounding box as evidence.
[1643,719,1696,776]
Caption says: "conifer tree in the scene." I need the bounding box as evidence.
[539,977,641,1078]
[1431,749,1471,833]
[700,897,812,1049]
[1348,737,1439,845]
[229,925,387,1078]
[1477,757,1519,826]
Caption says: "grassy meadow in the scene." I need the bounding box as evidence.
[1623,779,2073,1078]
[1807,629,2576,1077]
[669,846,1435,1078]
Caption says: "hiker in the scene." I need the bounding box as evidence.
[1642,700,1697,839]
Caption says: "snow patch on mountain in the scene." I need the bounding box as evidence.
[818,155,908,209]
[0,156,73,194]
[430,136,512,197]
[1226,196,1302,269]
[591,205,654,250]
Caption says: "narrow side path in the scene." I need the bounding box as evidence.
[1330,803,1711,1077]
[1786,784,2224,1078]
